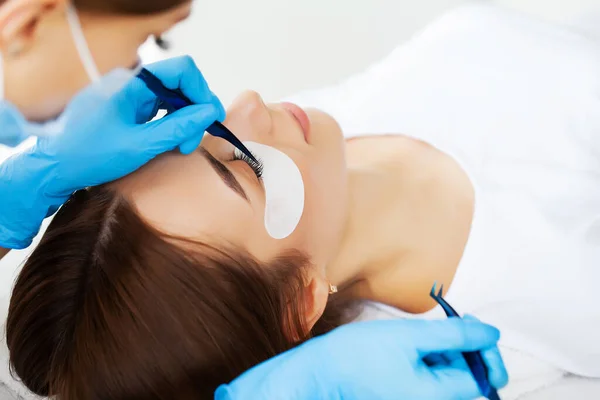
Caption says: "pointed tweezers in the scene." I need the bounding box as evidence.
[430,283,501,400]
[136,68,257,163]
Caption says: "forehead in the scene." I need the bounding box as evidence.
[113,149,255,246]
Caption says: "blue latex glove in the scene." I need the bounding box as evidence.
[0,56,225,249]
[0,101,30,147]
[215,318,508,400]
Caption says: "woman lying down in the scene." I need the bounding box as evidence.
[6,4,600,400]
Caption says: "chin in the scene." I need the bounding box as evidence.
[306,109,345,151]
[306,108,342,130]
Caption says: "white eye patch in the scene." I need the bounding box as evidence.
[236,142,305,240]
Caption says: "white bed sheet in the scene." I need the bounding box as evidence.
[284,3,600,399]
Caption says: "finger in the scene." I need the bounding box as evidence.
[145,56,218,105]
[112,77,162,123]
[133,104,220,154]
[67,69,157,123]
[135,96,162,124]
[480,346,508,390]
[121,58,225,124]
[463,315,509,389]
[413,318,500,354]
[178,134,204,155]
[428,366,482,399]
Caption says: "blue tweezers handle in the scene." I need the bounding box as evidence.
[137,68,191,112]
[430,283,501,400]
[136,68,257,163]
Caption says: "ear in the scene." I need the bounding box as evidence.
[0,0,67,56]
[300,272,330,333]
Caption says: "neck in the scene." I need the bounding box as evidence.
[324,136,475,312]
[325,163,413,289]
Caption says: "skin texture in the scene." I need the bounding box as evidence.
[0,0,192,121]
[115,90,476,325]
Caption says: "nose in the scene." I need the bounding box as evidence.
[227,90,267,119]
[224,90,272,142]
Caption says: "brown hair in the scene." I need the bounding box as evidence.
[6,186,357,399]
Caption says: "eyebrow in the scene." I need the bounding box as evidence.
[199,148,249,202]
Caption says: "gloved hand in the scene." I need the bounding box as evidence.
[215,318,509,400]
[0,56,225,249]
[0,101,31,147]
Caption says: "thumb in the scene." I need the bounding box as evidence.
[176,93,225,153]
[134,104,220,153]
[414,318,500,354]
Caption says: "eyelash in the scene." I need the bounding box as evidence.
[233,151,264,179]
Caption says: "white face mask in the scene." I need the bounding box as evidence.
[0,2,141,143]
[237,142,305,240]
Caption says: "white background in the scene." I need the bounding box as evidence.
[140,0,600,106]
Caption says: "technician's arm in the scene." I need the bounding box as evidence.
[0,56,224,252]
[0,247,8,260]
[216,318,508,400]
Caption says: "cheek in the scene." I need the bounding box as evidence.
[21,49,89,121]
[83,18,145,74]
[92,44,141,76]
[290,146,348,266]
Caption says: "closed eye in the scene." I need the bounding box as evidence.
[233,150,263,180]
[199,148,249,203]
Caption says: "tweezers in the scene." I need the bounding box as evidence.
[430,283,501,400]
[136,68,257,163]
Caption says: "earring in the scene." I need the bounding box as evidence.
[328,283,338,294]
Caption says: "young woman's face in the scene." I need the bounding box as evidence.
[1,0,192,121]
[116,90,349,270]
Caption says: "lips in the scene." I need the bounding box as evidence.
[281,102,310,142]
